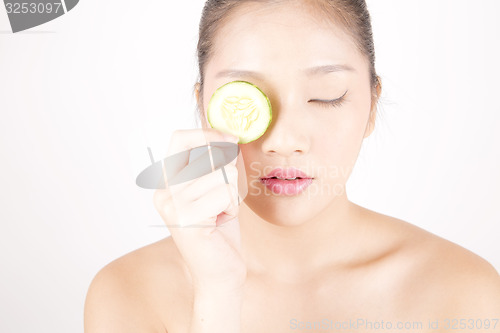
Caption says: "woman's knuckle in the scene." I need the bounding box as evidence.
[161,200,178,218]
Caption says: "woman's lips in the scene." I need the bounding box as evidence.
[259,167,313,196]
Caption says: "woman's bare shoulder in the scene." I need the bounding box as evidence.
[104,236,186,275]
[84,236,190,333]
[92,236,189,292]
[361,207,500,316]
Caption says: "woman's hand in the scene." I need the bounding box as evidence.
[153,128,246,293]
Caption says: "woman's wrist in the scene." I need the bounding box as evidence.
[190,288,243,333]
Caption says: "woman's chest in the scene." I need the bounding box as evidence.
[164,278,369,332]
[161,274,434,333]
[241,285,334,333]
[238,278,376,333]
[161,277,338,333]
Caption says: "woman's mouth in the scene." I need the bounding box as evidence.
[259,167,313,196]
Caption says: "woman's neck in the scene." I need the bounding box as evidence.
[238,194,365,284]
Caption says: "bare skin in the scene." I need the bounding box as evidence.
[84,207,500,333]
[84,2,500,332]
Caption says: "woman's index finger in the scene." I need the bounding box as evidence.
[166,128,231,156]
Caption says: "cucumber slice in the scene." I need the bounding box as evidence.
[207,81,272,144]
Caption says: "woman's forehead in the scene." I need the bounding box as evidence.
[207,3,365,78]
[215,1,349,43]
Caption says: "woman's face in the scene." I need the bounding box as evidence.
[199,2,376,227]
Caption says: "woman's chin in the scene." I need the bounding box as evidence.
[243,195,326,228]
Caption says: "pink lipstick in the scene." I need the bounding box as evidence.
[259,167,313,196]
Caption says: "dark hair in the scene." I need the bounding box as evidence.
[196,0,381,118]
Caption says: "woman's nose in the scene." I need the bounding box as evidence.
[260,104,309,157]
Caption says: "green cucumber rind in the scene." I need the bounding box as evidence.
[207,80,272,144]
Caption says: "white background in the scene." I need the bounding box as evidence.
[1,0,499,331]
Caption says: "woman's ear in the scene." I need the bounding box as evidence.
[194,82,201,105]
[363,77,382,139]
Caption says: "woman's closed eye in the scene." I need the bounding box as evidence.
[309,90,348,109]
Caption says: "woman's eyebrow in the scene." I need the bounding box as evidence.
[215,69,265,80]
[215,64,355,80]
[304,64,356,76]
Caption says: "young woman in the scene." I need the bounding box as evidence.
[84,1,500,332]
